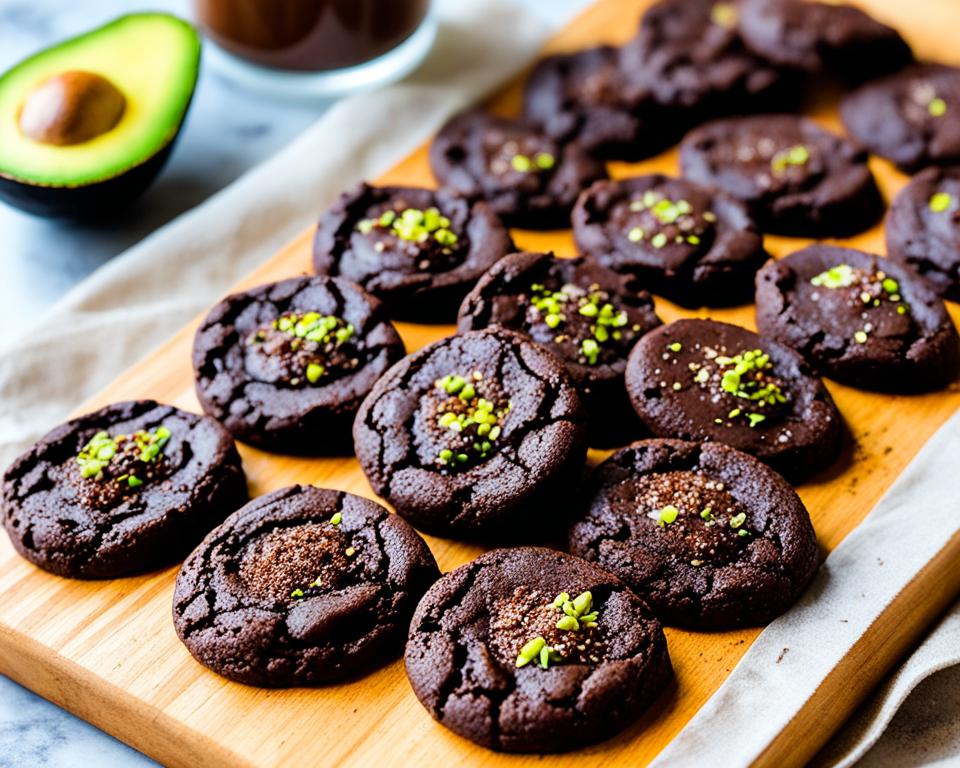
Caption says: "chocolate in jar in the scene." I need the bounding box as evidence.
[195,0,430,72]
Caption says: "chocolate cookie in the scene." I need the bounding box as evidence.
[624,319,843,480]
[619,0,798,117]
[456,252,661,447]
[522,46,676,160]
[887,166,960,301]
[841,65,960,173]
[756,245,960,392]
[429,110,608,229]
[679,114,883,236]
[572,175,769,307]
[736,0,912,83]
[353,327,588,540]
[192,275,405,454]
[2,400,247,579]
[173,485,440,687]
[312,183,514,322]
[404,546,671,752]
[567,439,819,628]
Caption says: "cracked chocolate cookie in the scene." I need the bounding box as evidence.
[404,546,671,752]
[619,0,799,118]
[887,166,960,301]
[353,327,588,540]
[736,0,912,83]
[522,45,677,160]
[755,245,960,392]
[312,183,514,322]
[841,65,960,174]
[429,110,607,229]
[624,319,843,480]
[456,251,661,447]
[567,439,819,628]
[173,485,440,687]
[2,400,247,579]
[192,275,405,454]
[572,175,769,307]
[680,115,883,237]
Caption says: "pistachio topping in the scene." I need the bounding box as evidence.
[356,206,459,249]
[811,263,857,289]
[771,144,810,175]
[625,190,711,249]
[515,590,601,668]
[249,311,356,386]
[528,281,630,366]
[930,192,954,213]
[433,372,510,469]
[76,426,171,484]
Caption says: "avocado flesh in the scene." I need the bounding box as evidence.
[0,13,200,216]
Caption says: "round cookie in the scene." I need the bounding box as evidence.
[572,174,769,307]
[173,485,440,687]
[353,327,588,540]
[619,0,799,117]
[624,319,843,481]
[736,0,912,83]
[312,183,514,322]
[456,251,662,447]
[567,439,819,628]
[404,546,671,753]
[429,110,608,229]
[2,400,247,579]
[192,275,405,454]
[755,245,960,392]
[841,65,960,174]
[887,166,960,301]
[679,114,883,237]
[522,45,676,160]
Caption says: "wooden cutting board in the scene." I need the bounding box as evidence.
[3,1,960,766]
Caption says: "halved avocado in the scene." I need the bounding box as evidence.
[0,13,201,219]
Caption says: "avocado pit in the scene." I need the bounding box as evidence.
[18,70,125,146]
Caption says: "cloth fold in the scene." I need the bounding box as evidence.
[1,1,959,765]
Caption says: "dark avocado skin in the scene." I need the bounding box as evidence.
[0,138,179,220]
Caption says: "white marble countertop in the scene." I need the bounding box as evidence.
[0,1,587,766]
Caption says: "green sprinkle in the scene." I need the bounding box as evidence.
[552,592,570,608]
[511,154,532,172]
[628,227,645,242]
[356,219,375,235]
[573,591,593,615]
[772,144,810,173]
[127,475,143,488]
[651,232,668,249]
[881,278,899,294]
[330,512,343,525]
[930,192,953,213]
[578,302,599,317]
[581,338,600,365]
[306,363,325,384]
[728,408,741,418]
[658,505,679,526]
[489,426,502,440]
[345,546,356,557]
[929,97,948,117]
[687,235,701,245]
[747,413,766,428]
[738,529,750,538]
[544,313,563,329]
[459,383,476,400]
[669,342,682,352]
[291,588,304,599]
[854,330,869,344]
[534,152,555,170]
[701,507,713,520]
[729,512,747,529]
[556,615,580,631]
[516,636,546,667]
[897,305,907,315]
[539,645,561,669]
[811,264,857,289]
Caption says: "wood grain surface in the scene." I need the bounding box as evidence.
[2,1,960,766]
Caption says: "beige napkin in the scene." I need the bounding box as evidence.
[0,0,555,469]
[1,1,959,764]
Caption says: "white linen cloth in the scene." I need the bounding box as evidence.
[0,1,957,765]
